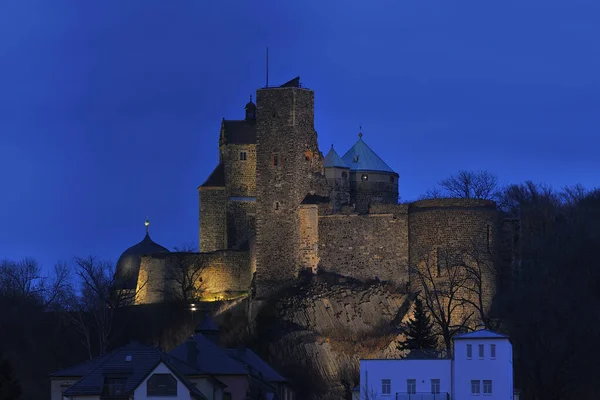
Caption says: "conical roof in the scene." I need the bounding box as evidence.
[114,223,170,290]
[341,136,395,173]
[324,146,349,168]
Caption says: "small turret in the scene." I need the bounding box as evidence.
[245,95,256,120]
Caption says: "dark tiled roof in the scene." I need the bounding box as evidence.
[169,334,248,376]
[225,348,288,383]
[223,120,256,144]
[114,233,170,290]
[200,163,225,188]
[59,342,207,400]
[50,353,113,377]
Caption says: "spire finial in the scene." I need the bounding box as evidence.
[144,217,150,234]
[358,126,363,139]
[250,94,252,102]
[331,144,334,149]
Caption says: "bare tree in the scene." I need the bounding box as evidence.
[68,256,146,356]
[410,247,475,353]
[434,170,501,200]
[0,258,71,308]
[338,358,360,400]
[163,245,206,303]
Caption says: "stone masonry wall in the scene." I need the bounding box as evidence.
[226,200,256,250]
[318,204,409,285]
[408,199,499,323]
[199,187,227,252]
[135,251,251,304]
[255,86,329,298]
[299,205,319,273]
[224,143,256,198]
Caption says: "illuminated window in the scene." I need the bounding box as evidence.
[490,344,496,359]
[431,379,440,394]
[361,174,368,181]
[466,344,472,359]
[240,151,247,161]
[479,344,484,358]
[407,379,416,395]
[381,379,391,395]
[147,374,177,396]
[483,380,492,395]
[471,380,480,395]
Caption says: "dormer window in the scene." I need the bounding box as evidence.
[353,155,359,163]
[103,377,127,397]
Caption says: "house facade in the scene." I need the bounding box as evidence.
[50,315,293,400]
[359,330,515,400]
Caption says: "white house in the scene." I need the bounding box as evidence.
[359,329,516,400]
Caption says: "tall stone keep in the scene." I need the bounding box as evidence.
[254,77,328,298]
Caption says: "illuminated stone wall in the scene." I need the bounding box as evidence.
[199,187,227,252]
[299,204,319,273]
[135,251,251,304]
[223,143,256,198]
[408,198,499,323]
[317,204,410,285]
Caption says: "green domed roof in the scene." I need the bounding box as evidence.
[341,135,395,173]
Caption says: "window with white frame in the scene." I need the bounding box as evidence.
[381,379,391,396]
[483,380,492,395]
[240,151,247,161]
[490,344,496,359]
[407,379,416,395]
[479,344,484,358]
[466,344,472,359]
[431,379,440,394]
[471,380,480,395]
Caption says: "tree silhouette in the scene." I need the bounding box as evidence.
[0,350,21,400]
[399,297,438,354]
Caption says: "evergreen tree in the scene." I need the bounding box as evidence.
[398,297,438,355]
[0,351,21,400]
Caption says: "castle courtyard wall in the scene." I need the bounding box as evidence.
[199,187,228,252]
[317,204,409,286]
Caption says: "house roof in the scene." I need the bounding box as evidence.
[453,329,509,340]
[324,146,349,169]
[169,334,248,376]
[225,348,288,383]
[58,342,207,400]
[222,120,256,144]
[200,163,225,188]
[50,352,113,377]
[341,136,396,173]
[195,313,219,332]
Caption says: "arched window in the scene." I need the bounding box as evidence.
[147,373,177,396]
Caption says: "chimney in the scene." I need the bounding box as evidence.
[186,336,197,367]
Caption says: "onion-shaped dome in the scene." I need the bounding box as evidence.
[114,219,170,290]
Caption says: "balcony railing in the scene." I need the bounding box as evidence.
[395,393,450,400]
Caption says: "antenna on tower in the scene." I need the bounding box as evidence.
[265,47,269,88]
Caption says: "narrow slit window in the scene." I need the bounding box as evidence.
[466,344,472,359]
[273,153,279,167]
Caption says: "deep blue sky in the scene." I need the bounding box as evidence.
[1,0,599,271]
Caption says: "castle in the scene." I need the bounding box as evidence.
[114,77,499,308]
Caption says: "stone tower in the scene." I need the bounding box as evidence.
[254,77,328,298]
